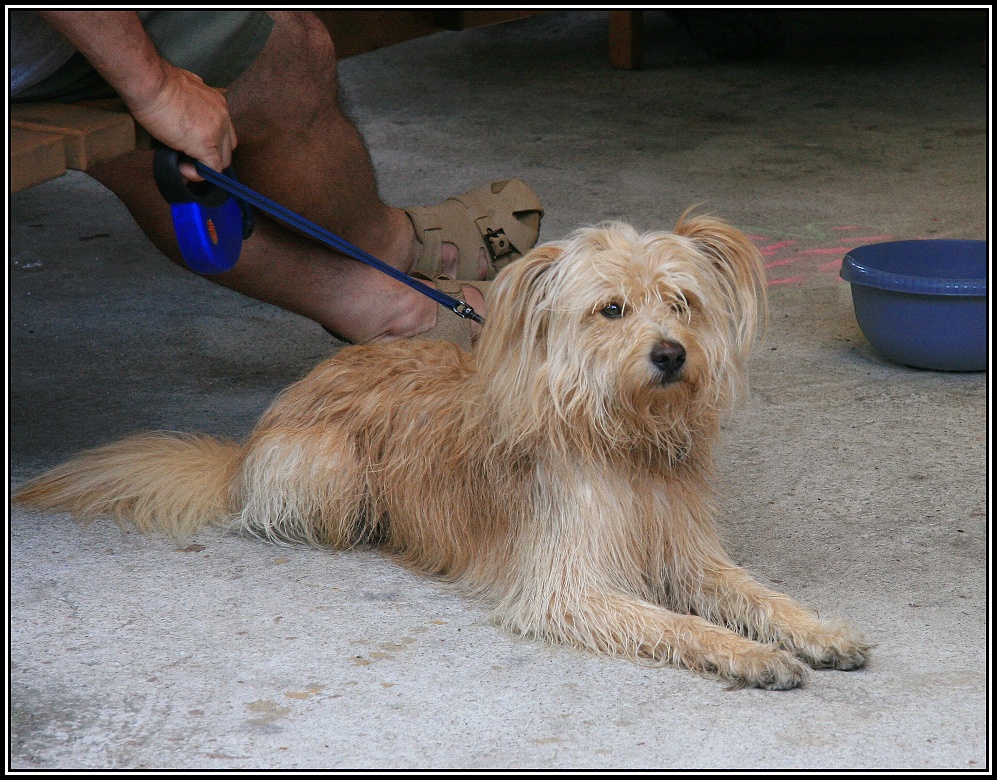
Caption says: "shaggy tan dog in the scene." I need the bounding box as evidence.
[16,215,869,689]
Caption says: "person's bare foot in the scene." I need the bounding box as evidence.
[322,206,489,345]
[361,279,485,345]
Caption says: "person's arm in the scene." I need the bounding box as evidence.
[39,10,236,178]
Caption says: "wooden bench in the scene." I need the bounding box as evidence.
[9,100,153,193]
[9,11,643,194]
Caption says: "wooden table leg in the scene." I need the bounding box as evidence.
[609,10,644,70]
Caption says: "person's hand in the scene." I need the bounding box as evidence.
[123,60,237,181]
[38,10,237,180]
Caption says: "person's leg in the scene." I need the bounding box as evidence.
[87,11,482,344]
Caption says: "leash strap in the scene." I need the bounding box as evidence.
[192,160,484,325]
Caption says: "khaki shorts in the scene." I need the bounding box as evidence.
[13,10,274,103]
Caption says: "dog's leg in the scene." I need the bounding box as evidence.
[645,484,870,672]
[511,591,810,690]
[491,470,809,690]
[234,427,376,547]
[680,559,870,671]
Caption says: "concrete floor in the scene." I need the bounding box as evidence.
[8,10,989,771]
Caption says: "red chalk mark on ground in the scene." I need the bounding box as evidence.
[838,234,893,245]
[794,247,854,256]
[742,223,894,287]
[759,240,798,257]
[765,257,804,269]
[767,274,807,286]
[819,258,846,272]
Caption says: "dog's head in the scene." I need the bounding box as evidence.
[476,215,767,464]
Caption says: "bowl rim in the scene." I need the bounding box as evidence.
[839,239,987,296]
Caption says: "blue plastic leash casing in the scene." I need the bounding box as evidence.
[153,146,255,275]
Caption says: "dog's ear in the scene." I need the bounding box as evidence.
[493,243,564,298]
[482,243,564,331]
[475,243,564,376]
[674,214,768,358]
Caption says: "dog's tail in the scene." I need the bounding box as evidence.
[14,432,243,537]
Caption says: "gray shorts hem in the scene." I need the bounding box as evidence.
[12,11,274,104]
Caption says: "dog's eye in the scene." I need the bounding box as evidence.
[600,302,625,319]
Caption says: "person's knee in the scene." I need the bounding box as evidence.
[228,11,339,134]
[267,11,337,88]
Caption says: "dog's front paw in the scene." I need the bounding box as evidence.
[721,645,810,691]
[789,622,871,671]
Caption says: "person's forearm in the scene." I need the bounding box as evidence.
[37,10,237,176]
[37,11,167,108]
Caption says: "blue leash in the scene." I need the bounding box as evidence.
[153,147,482,325]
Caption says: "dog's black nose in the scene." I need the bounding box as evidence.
[650,340,686,382]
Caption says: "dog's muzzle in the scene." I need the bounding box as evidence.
[650,340,686,384]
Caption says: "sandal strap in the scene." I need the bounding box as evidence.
[405,179,543,280]
[453,179,544,272]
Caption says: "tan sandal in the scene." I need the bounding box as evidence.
[412,275,491,351]
[404,179,543,281]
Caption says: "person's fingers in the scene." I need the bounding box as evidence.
[178,131,234,182]
[177,160,200,181]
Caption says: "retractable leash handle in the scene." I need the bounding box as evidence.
[153,146,255,275]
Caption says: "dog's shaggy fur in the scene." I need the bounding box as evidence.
[16,215,869,689]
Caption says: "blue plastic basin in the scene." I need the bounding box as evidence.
[840,240,988,371]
